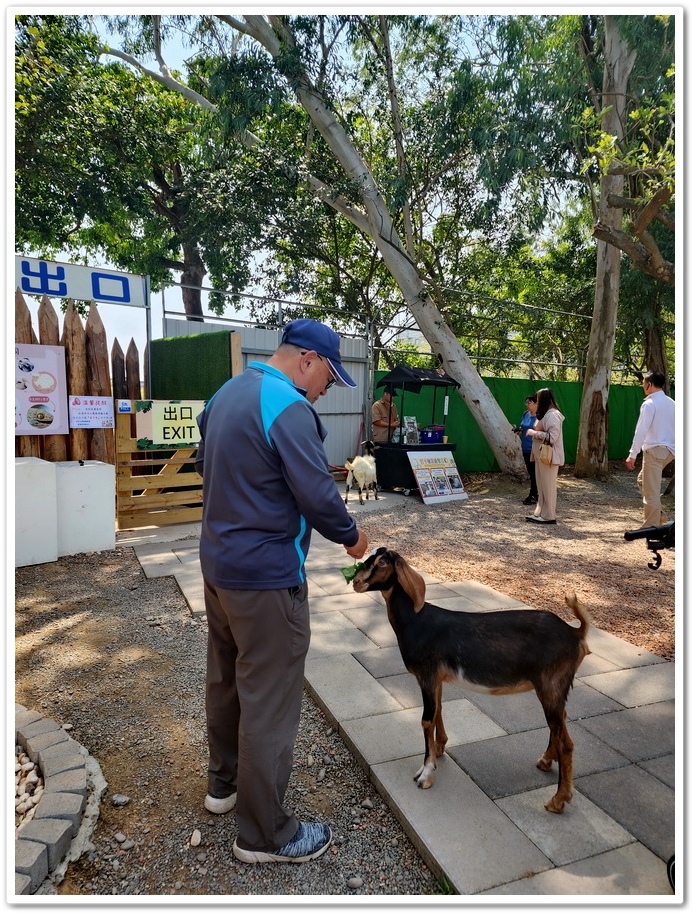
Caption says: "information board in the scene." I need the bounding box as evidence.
[406,450,468,504]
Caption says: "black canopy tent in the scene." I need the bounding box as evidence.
[373,365,461,495]
[375,364,461,444]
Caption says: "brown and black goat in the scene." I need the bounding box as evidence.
[351,547,591,813]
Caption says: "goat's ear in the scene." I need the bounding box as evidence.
[394,555,426,612]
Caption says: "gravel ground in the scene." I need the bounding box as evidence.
[14,465,675,897]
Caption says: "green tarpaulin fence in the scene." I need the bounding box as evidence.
[376,372,647,473]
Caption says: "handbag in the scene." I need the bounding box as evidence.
[539,433,554,465]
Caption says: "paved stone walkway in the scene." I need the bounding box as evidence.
[123,503,677,898]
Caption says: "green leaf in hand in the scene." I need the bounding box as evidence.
[341,561,365,584]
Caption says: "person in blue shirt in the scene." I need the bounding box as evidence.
[195,319,368,864]
[516,394,538,505]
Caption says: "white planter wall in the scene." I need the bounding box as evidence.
[15,458,115,567]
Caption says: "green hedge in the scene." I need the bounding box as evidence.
[376,373,646,473]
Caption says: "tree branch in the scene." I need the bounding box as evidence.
[592,221,674,284]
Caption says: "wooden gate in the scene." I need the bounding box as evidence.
[115,406,203,529]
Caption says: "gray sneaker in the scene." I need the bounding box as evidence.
[204,792,236,814]
[233,821,332,864]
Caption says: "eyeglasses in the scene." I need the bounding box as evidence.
[317,354,337,390]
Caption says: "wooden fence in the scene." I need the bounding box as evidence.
[15,290,207,530]
[115,408,203,529]
[15,289,143,465]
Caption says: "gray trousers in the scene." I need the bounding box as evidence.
[203,579,310,852]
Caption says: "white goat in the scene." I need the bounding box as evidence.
[345,440,378,505]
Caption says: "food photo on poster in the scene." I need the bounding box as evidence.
[14,343,69,435]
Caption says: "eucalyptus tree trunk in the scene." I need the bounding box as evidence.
[241,15,526,477]
[575,16,636,478]
[111,15,526,475]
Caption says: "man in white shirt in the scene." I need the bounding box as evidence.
[625,371,675,527]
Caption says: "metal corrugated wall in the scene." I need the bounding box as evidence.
[162,318,370,466]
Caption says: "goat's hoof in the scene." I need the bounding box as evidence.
[544,796,567,814]
[536,756,553,772]
[414,764,435,789]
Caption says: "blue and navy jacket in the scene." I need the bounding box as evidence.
[519,410,536,455]
[195,362,359,590]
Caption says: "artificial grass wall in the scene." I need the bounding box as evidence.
[150,331,233,400]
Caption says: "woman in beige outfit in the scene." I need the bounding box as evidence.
[525,388,565,525]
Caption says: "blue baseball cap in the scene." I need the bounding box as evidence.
[281,319,356,388]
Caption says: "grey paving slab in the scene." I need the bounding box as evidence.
[458,680,622,734]
[638,753,675,789]
[480,841,673,895]
[448,723,631,798]
[379,672,471,708]
[578,701,675,761]
[371,754,553,895]
[586,626,668,668]
[171,545,199,563]
[579,662,675,707]
[308,609,357,633]
[495,786,635,867]
[173,567,205,617]
[132,543,185,578]
[352,646,407,679]
[341,699,505,767]
[305,566,358,596]
[304,653,402,723]
[575,764,675,862]
[577,651,621,676]
[337,602,398,648]
[305,627,377,660]
[434,580,533,611]
[307,592,380,617]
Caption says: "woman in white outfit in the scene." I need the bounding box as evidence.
[525,388,564,525]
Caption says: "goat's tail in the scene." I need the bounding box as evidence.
[564,592,592,643]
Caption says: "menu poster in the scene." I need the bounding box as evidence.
[15,343,69,435]
[407,451,468,504]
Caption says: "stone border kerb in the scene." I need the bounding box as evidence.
[14,703,107,895]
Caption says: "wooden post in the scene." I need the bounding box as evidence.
[230,331,243,377]
[37,295,67,462]
[15,289,40,458]
[85,302,115,465]
[111,338,127,400]
[125,339,142,400]
[61,301,90,461]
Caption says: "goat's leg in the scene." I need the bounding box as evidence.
[434,680,448,756]
[358,485,365,505]
[414,682,439,788]
[546,713,574,813]
[540,708,574,813]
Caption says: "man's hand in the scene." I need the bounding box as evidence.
[625,457,636,471]
[345,528,368,559]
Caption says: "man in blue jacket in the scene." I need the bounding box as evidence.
[195,319,367,864]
